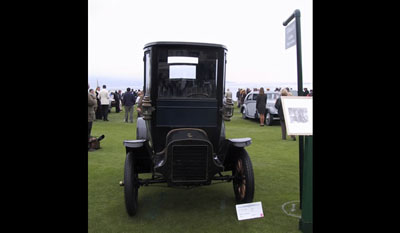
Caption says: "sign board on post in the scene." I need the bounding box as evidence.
[281,96,313,135]
[285,20,297,49]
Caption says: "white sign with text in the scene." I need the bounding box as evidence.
[281,96,313,135]
[285,20,296,49]
[235,202,264,221]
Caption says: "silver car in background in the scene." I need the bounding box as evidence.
[240,91,280,125]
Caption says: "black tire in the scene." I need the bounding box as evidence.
[232,148,255,204]
[124,152,139,216]
[266,112,273,126]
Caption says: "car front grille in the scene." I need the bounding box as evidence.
[171,145,208,181]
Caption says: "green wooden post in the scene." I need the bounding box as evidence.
[283,9,304,210]
[299,135,313,233]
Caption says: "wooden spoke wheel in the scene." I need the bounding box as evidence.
[232,148,255,204]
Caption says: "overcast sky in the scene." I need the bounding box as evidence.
[88,0,312,90]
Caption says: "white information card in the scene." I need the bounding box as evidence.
[281,96,313,136]
[235,202,264,221]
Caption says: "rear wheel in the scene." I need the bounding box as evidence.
[124,152,139,216]
[266,112,273,126]
[232,148,255,203]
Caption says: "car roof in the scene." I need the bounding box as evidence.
[144,41,227,50]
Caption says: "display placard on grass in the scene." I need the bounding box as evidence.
[235,202,264,221]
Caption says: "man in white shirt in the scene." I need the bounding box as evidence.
[99,85,110,121]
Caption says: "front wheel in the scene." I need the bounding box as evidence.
[232,148,255,204]
[124,152,139,216]
[241,108,247,119]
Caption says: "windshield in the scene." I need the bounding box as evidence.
[157,49,218,99]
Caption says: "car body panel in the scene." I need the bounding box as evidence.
[241,91,280,121]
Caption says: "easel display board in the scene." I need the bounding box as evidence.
[281,96,313,136]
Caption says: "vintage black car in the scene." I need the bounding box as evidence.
[121,41,255,216]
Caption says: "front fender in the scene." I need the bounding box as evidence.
[217,138,252,171]
[228,137,252,148]
[123,139,152,173]
[136,117,148,140]
[124,139,146,148]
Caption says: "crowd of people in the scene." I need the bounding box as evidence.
[88,84,312,149]
[235,87,312,108]
[88,84,144,150]
[88,85,144,121]
[235,86,312,141]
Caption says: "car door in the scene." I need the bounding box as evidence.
[266,93,274,111]
[247,93,257,118]
[270,93,279,114]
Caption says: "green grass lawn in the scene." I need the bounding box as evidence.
[89,105,301,233]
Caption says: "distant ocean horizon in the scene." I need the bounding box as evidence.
[89,78,312,101]
[225,81,312,100]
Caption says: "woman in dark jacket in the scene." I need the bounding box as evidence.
[256,87,267,126]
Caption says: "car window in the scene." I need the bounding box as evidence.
[246,94,252,101]
[252,94,258,100]
[157,49,218,99]
[144,52,151,97]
